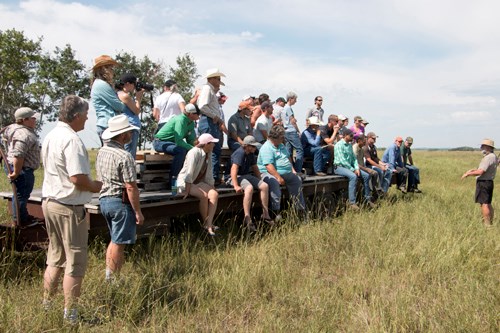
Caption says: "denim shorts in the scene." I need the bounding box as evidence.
[99,196,137,244]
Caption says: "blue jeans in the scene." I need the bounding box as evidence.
[153,139,187,185]
[124,129,140,159]
[262,172,305,211]
[371,166,393,193]
[97,125,106,146]
[359,169,372,201]
[406,165,420,188]
[198,116,222,181]
[334,166,358,204]
[304,146,330,173]
[284,131,304,172]
[100,196,136,244]
[11,167,35,222]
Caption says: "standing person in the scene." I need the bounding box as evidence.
[153,79,186,131]
[1,107,41,226]
[272,97,286,123]
[382,136,408,193]
[280,91,304,174]
[41,96,103,323]
[153,104,200,187]
[216,91,229,141]
[177,133,220,236]
[197,68,226,185]
[90,55,125,142]
[306,96,325,123]
[461,139,498,226]
[97,115,144,281]
[115,73,144,158]
[228,136,273,231]
[301,116,330,176]
[401,136,422,193]
[253,101,274,144]
[250,93,270,128]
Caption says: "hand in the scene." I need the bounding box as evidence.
[182,193,189,199]
[7,172,19,181]
[461,172,468,180]
[93,181,103,193]
[277,176,285,185]
[136,211,145,225]
[213,115,221,124]
[234,185,243,193]
[354,169,360,177]
[135,90,145,99]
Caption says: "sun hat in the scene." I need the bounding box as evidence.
[14,107,39,120]
[205,68,225,79]
[92,55,119,71]
[243,136,262,148]
[481,139,495,149]
[338,114,348,121]
[197,133,219,147]
[101,115,139,140]
[308,116,322,126]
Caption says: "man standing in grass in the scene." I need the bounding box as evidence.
[461,139,498,226]
[42,96,102,323]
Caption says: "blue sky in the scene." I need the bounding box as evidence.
[1,0,500,148]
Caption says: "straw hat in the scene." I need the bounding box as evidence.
[481,139,495,149]
[308,116,322,126]
[92,55,119,71]
[101,115,139,140]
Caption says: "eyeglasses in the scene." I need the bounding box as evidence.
[317,99,323,102]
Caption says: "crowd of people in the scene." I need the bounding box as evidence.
[5,54,496,325]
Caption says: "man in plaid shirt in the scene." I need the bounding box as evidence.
[97,115,144,282]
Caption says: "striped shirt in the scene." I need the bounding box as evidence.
[3,124,40,170]
[96,140,136,198]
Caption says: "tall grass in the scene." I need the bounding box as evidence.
[0,151,498,332]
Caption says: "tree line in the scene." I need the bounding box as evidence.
[0,28,199,149]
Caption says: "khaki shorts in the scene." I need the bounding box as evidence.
[42,200,89,277]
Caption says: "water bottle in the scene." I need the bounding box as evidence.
[171,176,178,196]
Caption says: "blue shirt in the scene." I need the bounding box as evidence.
[91,79,125,128]
[382,143,404,170]
[257,141,293,175]
[281,104,297,133]
[301,127,322,149]
[231,146,256,175]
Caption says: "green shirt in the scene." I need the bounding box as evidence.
[334,139,358,171]
[155,113,196,151]
[401,145,411,165]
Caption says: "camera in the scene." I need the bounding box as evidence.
[136,81,154,92]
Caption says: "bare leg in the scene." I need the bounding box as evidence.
[481,203,493,225]
[259,182,271,219]
[206,189,219,228]
[44,266,63,300]
[62,275,84,310]
[243,185,253,218]
[188,183,218,229]
[106,242,126,276]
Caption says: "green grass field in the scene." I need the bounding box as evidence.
[0,150,498,332]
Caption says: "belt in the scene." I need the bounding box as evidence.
[46,198,84,208]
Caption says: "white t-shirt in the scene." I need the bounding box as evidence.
[253,114,273,143]
[154,92,185,124]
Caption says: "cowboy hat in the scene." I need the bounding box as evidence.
[205,68,226,79]
[101,115,139,140]
[92,55,119,71]
[308,116,322,126]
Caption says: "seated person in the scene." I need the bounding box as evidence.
[349,115,365,141]
[382,136,408,193]
[319,114,340,170]
[177,133,220,236]
[257,125,306,218]
[363,132,393,193]
[337,114,349,138]
[253,101,274,144]
[301,116,330,176]
[227,136,273,231]
[401,136,422,193]
[153,103,200,188]
[227,100,253,151]
[353,134,384,198]
[334,129,374,209]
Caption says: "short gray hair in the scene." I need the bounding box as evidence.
[286,91,297,101]
[59,95,88,123]
[268,125,286,140]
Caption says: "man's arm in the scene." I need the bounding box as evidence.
[69,174,102,193]
[462,168,485,179]
[8,156,24,180]
[265,164,285,185]
[230,164,242,193]
[125,181,144,225]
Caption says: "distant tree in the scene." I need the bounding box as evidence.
[167,53,200,102]
[0,29,88,129]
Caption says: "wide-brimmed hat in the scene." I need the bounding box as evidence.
[308,116,322,126]
[197,133,219,147]
[243,136,262,149]
[205,68,225,79]
[101,115,139,140]
[14,107,40,120]
[481,139,495,149]
[92,55,119,71]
